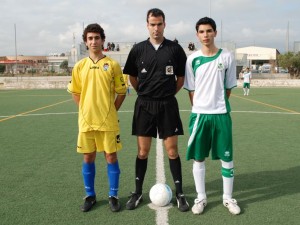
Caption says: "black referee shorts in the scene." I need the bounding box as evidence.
[132,96,184,139]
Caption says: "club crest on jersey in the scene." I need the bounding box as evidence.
[166,66,174,75]
[103,63,109,71]
[217,63,224,70]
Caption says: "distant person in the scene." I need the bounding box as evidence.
[123,8,189,212]
[184,17,240,215]
[258,65,262,74]
[111,42,115,51]
[243,67,252,96]
[173,38,178,44]
[188,42,195,51]
[68,23,126,213]
[107,42,111,51]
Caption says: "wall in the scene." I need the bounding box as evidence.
[1,76,300,89]
[0,76,70,89]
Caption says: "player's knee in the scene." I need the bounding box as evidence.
[221,160,233,168]
[166,149,179,159]
[83,152,96,163]
[105,152,118,163]
[138,150,149,159]
[221,160,234,178]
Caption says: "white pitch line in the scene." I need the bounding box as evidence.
[156,137,166,184]
[0,110,134,118]
[0,112,78,118]
[150,136,170,225]
[232,110,300,115]
[1,110,299,119]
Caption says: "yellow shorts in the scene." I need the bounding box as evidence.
[77,130,122,153]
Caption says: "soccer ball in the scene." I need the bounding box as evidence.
[149,183,173,207]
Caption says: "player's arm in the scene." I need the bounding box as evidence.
[72,94,80,106]
[129,76,138,91]
[188,91,194,106]
[176,76,184,94]
[114,94,126,111]
[226,89,231,99]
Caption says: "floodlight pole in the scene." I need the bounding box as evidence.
[209,0,211,17]
[286,21,289,52]
[14,23,18,76]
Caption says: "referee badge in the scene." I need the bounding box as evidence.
[166,66,174,75]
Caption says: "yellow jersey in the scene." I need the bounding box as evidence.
[68,56,126,132]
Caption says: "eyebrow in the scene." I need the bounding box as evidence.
[149,22,163,26]
[87,35,101,39]
[198,28,214,33]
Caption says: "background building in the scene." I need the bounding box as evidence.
[0,54,68,75]
[236,46,280,73]
[294,41,300,53]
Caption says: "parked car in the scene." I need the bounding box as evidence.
[278,67,289,73]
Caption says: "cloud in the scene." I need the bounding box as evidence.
[1,0,299,55]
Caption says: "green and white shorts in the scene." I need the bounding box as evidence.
[186,113,233,162]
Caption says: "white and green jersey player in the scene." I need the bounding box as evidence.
[184,48,237,161]
[184,17,240,216]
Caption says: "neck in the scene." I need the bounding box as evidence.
[201,45,219,56]
[149,37,164,45]
[89,51,104,62]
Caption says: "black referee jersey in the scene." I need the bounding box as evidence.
[123,38,187,99]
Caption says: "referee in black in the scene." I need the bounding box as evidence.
[123,8,189,212]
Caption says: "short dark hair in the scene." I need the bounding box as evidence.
[195,17,217,32]
[82,23,106,42]
[146,8,165,22]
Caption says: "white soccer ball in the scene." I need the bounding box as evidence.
[149,183,173,207]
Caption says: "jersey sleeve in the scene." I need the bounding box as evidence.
[123,46,138,77]
[175,45,187,77]
[112,61,127,95]
[67,62,82,94]
[183,56,195,91]
[225,51,237,89]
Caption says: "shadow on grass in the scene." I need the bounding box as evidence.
[182,166,300,214]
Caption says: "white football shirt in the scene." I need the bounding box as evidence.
[243,71,252,83]
[184,48,237,114]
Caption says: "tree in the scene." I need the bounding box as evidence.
[0,64,5,74]
[278,52,300,78]
[60,60,69,73]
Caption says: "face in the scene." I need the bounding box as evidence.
[196,24,217,47]
[85,32,104,53]
[147,15,165,42]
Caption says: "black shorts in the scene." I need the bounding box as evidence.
[132,96,184,139]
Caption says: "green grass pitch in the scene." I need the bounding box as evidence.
[0,87,299,225]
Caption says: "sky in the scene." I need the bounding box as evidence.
[1,0,299,56]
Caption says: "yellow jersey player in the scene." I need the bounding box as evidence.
[68,23,126,212]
